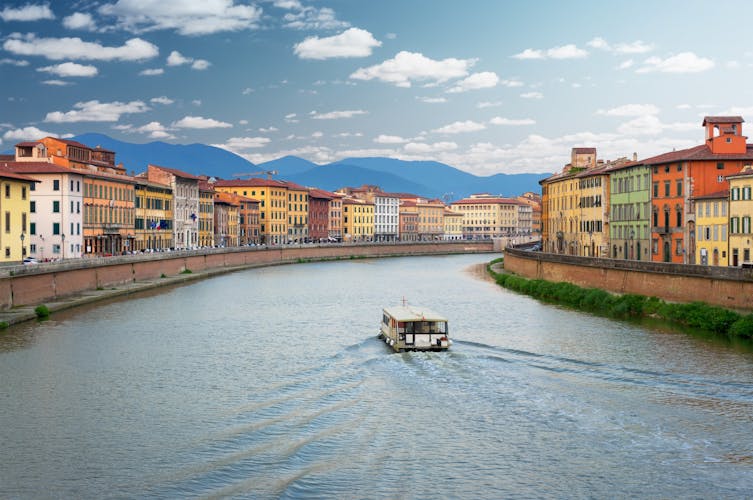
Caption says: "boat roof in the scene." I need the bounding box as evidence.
[383,305,447,322]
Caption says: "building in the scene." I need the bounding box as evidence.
[214,178,289,244]
[145,165,200,250]
[0,166,37,262]
[399,199,419,241]
[607,160,650,261]
[286,182,309,243]
[728,164,753,266]
[213,191,239,247]
[4,160,82,261]
[417,198,445,240]
[134,177,173,252]
[329,192,344,242]
[575,162,611,257]
[237,195,260,245]
[339,185,400,241]
[198,179,215,248]
[443,208,463,240]
[693,191,729,266]
[516,192,542,234]
[342,197,374,242]
[451,194,524,240]
[643,116,753,263]
[308,189,333,242]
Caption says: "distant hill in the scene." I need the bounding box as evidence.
[53,134,546,200]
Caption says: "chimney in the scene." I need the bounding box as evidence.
[633,152,637,161]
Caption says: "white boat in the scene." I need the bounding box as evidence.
[378,304,451,352]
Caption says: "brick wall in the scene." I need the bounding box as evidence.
[504,248,753,311]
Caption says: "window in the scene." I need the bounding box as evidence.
[30,201,36,213]
[676,239,683,255]
[53,222,60,235]
[744,216,751,234]
[30,222,35,235]
[653,182,659,197]
[731,217,740,234]
[21,186,26,200]
[732,187,740,200]
[53,179,60,191]
[717,162,725,170]
[676,210,682,227]
[664,181,670,197]
[677,163,683,172]
[652,238,658,254]
[4,185,8,198]
[53,201,60,213]
[4,212,9,233]
[676,181,682,196]
[744,187,752,200]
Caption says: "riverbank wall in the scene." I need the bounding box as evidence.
[1,242,494,311]
[503,248,753,312]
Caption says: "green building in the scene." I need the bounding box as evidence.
[607,161,651,261]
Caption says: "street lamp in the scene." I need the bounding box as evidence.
[61,233,65,260]
[20,232,25,259]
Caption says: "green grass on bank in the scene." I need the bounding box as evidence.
[487,258,753,339]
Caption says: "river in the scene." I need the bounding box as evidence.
[1,254,752,499]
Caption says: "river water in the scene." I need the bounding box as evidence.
[1,254,752,499]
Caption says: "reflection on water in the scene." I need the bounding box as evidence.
[0,254,752,498]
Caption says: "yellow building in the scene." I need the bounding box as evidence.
[213,191,239,247]
[693,191,729,266]
[443,208,463,240]
[342,197,374,241]
[285,182,309,243]
[214,178,288,244]
[198,179,215,248]
[134,178,173,251]
[576,164,610,257]
[450,194,523,240]
[0,168,37,262]
[728,165,753,266]
[417,198,445,240]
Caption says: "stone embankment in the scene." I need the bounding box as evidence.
[503,247,753,312]
[0,241,495,326]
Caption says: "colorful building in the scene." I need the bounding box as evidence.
[308,188,333,242]
[342,197,374,242]
[606,160,650,261]
[213,191,239,247]
[133,178,173,252]
[451,194,525,241]
[728,164,753,266]
[443,208,463,240]
[146,165,200,250]
[0,166,37,262]
[198,179,215,248]
[286,182,309,243]
[399,199,419,241]
[693,191,729,266]
[214,179,289,244]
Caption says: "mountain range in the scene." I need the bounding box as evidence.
[32,133,548,201]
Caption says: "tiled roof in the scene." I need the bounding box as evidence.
[308,188,335,200]
[47,137,93,150]
[2,161,77,175]
[148,164,200,180]
[284,181,308,191]
[692,189,729,200]
[15,141,41,148]
[702,116,744,125]
[639,144,753,165]
[0,164,40,183]
[451,197,523,206]
[214,178,287,188]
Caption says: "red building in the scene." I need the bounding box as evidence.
[308,188,334,242]
[645,116,753,263]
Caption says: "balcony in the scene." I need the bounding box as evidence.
[656,226,671,235]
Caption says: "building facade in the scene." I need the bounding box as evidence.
[607,162,650,261]
[728,165,753,266]
[693,191,729,266]
[134,178,173,252]
[146,165,200,250]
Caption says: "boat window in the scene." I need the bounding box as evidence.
[405,322,415,333]
[383,314,390,325]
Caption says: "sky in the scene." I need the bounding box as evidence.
[4,0,753,176]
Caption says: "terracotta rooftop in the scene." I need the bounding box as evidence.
[214,178,288,188]
[0,164,40,183]
[639,144,753,165]
[692,189,729,200]
[2,161,78,175]
[702,116,744,125]
[148,164,200,180]
[452,197,523,206]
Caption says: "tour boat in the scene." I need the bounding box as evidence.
[378,303,451,352]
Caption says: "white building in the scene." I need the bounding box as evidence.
[145,165,200,249]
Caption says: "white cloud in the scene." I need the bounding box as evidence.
[134,121,174,139]
[374,134,408,144]
[477,101,502,109]
[191,59,210,70]
[285,113,298,123]
[282,6,349,30]
[385,32,397,40]
[512,44,587,60]
[150,96,173,105]
[294,27,381,59]
[617,115,696,136]
[0,58,29,66]
[417,96,447,104]
[139,68,163,76]
[520,91,543,99]
[547,44,588,59]
[447,71,499,93]
[587,37,653,54]
[37,61,98,77]
[0,4,54,22]
[3,126,63,142]
[242,87,254,95]
[597,104,660,117]
[489,117,536,126]
[351,51,474,88]
[433,120,486,134]
[3,33,158,61]
[45,100,149,122]
[311,109,367,120]
[636,52,714,73]
[167,50,191,66]
[335,132,362,138]
[403,141,458,153]
[213,136,271,151]
[259,126,278,133]
[511,48,544,60]
[171,116,232,129]
[63,12,96,30]
[98,0,262,35]
[274,0,302,8]
[617,59,634,70]
[41,79,72,86]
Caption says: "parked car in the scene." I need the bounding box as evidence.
[22,257,38,265]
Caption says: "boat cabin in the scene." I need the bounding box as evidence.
[379,305,450,352]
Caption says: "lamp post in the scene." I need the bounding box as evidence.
[20,232,25,259]
[61,233,65,260]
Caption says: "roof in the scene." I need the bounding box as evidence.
[2,161,79,175]
[45,137,93,150]
[383,305,447,323]
[148,164,200,180]
[451,197,523,206]
[572,147,597,154]
[702,116,744,125]
[639,144,753,165]
[727,164,753,179]
[15,141,42,148]
[0,165,40,183]
[692,189,729,201]
[284,180,308,191]
[214,178,288,188]
[308,188,335,200]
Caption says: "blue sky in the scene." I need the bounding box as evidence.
[3,0,753,175]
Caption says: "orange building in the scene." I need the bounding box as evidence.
[645,116,753,263]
